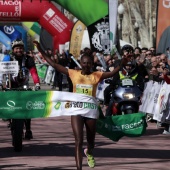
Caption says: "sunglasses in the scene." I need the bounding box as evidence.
[146,53,152,56]
[160,59,166,62]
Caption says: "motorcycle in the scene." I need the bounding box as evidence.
[105,76,143,116]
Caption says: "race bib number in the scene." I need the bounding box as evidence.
[76,84,93,96]
[122,79,133,86]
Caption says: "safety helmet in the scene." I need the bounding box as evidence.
[11,39,24,49]
[125,61,133,66]
[121,44,134,53]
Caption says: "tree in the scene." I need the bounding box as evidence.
[119,0,157,48]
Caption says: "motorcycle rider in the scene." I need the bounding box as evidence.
[103,45,132,111]
[3,38,41,139]
[103,56,145,116]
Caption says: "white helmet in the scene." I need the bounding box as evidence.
[11,39,24,49]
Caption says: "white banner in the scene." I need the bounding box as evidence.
[153,82,168,122]
[139,81,153,112]
[96,80,109,101]
[140,81,170,123]
[50,91,99,119]
[0,61,18,74]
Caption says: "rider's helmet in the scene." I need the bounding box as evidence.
[121,44,134,54]
[11,38,24,49]
[123,61,133,73]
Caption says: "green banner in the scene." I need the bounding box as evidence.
[0,90,147,141]
[36,64,48,79]
[54,0,108,26]
[0,91,51,119]
[97,112,147,142]
[0,91,99,119]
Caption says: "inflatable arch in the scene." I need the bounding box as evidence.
[54,0,108,26]
[0,0,74,51]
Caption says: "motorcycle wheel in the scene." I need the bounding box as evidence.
[11,119,24,152]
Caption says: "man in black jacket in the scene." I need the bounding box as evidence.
[7,39,40,139]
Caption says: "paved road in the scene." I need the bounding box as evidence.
[0,82,170,170]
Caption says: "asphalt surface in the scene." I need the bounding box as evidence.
[0,81,170,170]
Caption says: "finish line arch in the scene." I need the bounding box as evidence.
[0,0,74,50]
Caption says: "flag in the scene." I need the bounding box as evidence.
[97,112,147,142]
[87,15,110,54]
[0,25,22,41]
[69,20,86,59]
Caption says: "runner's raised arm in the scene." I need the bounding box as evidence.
[33,41,68,76]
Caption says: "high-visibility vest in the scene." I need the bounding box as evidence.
[119,71,138,80]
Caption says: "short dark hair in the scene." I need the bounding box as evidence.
[135,47,141,53]
[141,47,148,51]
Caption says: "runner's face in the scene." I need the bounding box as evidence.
[13,46,24,57]
[80,56,92,74]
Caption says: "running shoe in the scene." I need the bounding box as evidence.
[84,148,95,168]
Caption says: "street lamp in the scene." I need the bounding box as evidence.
[118,3,125,40]
[134,22,139,47]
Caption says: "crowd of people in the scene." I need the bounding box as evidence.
[38,44,170,136]
[1,39,170,169]
[33,41,170,169]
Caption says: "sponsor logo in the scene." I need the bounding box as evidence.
[0,100,22,110]
[4,25,15,34]
[0,1,21,18]
[26,101,45,110]
[76,24,83,34]
[7,100,15,107]
[55,102,61,110]
[63,102,97,110]
[43,8,55,20]
[99,119,144,132]
[0,1,20,5]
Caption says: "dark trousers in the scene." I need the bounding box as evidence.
[53,70,63,91]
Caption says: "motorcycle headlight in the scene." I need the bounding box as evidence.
[23,85,28,89]
[123,93,135,99]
